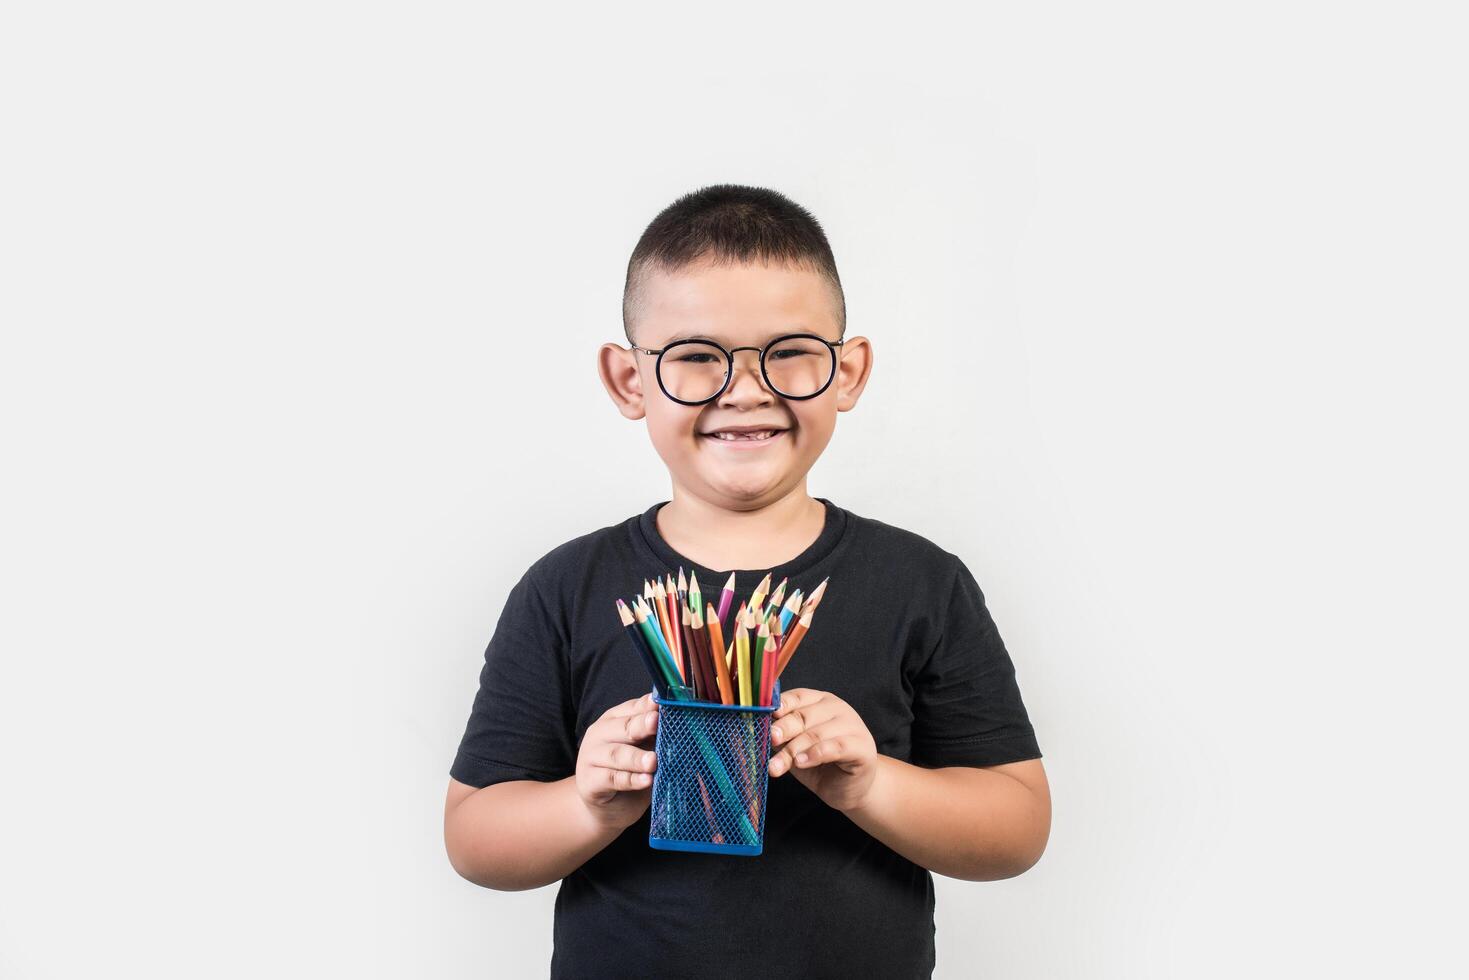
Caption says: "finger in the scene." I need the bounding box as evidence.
[603,692,656,719]
[592,705,659,744]
[597,766,653,792]
[769,720,848,776]
[769,700,841,748]
[616,707,660,744]
[771,688,823,720]
[793,735,852,769]
[597,742,658,775]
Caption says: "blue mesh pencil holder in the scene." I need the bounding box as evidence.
[648,681,781,857]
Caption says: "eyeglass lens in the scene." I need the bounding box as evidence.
[658,337,834,402]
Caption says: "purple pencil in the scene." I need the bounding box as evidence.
[716,572,736,635]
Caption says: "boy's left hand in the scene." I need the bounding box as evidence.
[767,688,878,813]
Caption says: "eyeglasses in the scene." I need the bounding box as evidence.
[629,333,846,406]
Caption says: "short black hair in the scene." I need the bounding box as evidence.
[622,184,846,344]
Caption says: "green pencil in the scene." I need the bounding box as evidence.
[633,598,684,696]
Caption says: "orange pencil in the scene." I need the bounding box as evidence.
[705,601,734,705]
[775,608,812,678]
[695,771,723,844]
[803,577,829,614]
[657,577,686,683]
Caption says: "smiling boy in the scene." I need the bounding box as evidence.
[445,184,1049,979]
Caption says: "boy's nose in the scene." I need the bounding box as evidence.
[717,350,776,405]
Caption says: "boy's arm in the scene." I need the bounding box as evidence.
[446,692,663,891]
[444,776,621,891]
[843,757,1050,881]
[769,688,1050,881]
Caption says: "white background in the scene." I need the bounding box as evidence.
[2,2,1465,977]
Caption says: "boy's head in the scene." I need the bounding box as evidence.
[599,185,872,511]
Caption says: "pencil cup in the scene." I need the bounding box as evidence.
[648,682,781,857]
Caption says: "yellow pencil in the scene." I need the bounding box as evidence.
[706,601,734,705]
[747,572,771,618]
[736,613,752,707]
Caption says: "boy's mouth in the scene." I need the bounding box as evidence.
[700,425,788,447]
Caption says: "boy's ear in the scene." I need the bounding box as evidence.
[597,343,648,420]
[833,335,874,413]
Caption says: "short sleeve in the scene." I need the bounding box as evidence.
[909,557,1042,768]
[450,567,577,788]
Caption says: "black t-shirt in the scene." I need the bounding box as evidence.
[450,497,1042,980]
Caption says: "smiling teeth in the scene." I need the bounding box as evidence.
[712,430,777,441]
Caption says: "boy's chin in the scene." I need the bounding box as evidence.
[697,465,800,504]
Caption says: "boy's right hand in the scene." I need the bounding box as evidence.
[575,692,660,830]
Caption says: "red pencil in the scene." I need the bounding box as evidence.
[759,626,778,706]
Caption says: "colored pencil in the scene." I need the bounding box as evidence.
[629,597,665,664]
[616,599,672,697]
[804,577,829,613]
[746,573,771,619]
[697,606,720,704]
[639,594,674,669]
[672,574,689,682]
[688,570,703,627]
[690,602,714,702]
[751,619,768,703]
[652,578,680,683]
[764,577,787,619]
[677,568,688,626]
[695,772,723,844]
[736,613,752,707]
[679,604,708,701]
[632,598,683,692]
[775,607,813,679]
[705,601,734,705]
[779,589,802,633]
[692,605,717,703]
[716,572,736,635]
[630,598,686,696]
[758,622,777,706]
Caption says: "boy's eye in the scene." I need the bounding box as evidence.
[675,352,720,364]
[769,349,809,360]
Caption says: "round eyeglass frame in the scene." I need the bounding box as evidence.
[629,333,847,406]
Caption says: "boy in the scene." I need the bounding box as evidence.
[445,184,1049,979]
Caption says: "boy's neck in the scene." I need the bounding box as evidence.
[655,485,827,572]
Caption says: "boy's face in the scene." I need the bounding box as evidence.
[599,258,871,510]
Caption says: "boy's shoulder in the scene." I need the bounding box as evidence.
[844,507,970,594]
[846,506,961,564]
[518,511,638,584]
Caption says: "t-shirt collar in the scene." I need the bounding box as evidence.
[634,497,850,583]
